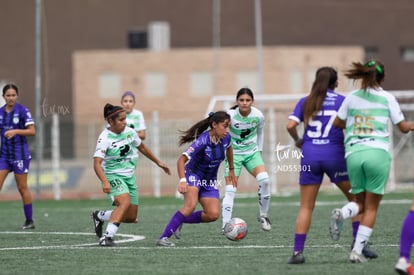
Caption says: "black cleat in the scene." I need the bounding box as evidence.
[99,236,117,247]
[92,210,104,238]
[22,220,35,230]
[288,252,305,264]
[351,240,378,259]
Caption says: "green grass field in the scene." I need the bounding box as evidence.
[0,191,412,275]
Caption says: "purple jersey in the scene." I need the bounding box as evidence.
[288,90,345,160]
[0,103,34,160]
[183,131,231,181]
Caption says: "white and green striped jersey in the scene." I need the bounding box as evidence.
[126,109,146,132]
[228,106,264,155]
[337,87,405,156]
[93,126,141,177]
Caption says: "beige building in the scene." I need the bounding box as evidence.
[73,45,363,158]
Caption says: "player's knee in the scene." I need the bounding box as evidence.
[206,210,220,222]
[16,185,29,194]
[256,172,269,185]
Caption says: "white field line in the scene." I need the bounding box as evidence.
[0,241,399,251]
[0,199,409,251]
[0,232,145,251]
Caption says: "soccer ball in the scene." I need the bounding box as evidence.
[223,217,248,241]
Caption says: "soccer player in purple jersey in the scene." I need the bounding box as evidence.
[396,195,414,274]
[0,84,36,229]
[286,67,375,264]
[156,111,236,247]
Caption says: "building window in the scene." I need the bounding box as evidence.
[191,72,213,96]
[99,72,120,99]
[401,47,414,62]
[237,71,258,93]
[145,72,166,96]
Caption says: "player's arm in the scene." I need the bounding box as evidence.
[4,124,35,139]
[137,130,146,140]
[256,116,265,151]
[397,120,414,133]
[93,157,110,194]
[225,145,237,187]
[176,154,189,193]
[137,114,146,140]
[286,119,302,148]
[137,142,171,175]
[333,116,346,129]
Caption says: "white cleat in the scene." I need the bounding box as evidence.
[258,215,272,231]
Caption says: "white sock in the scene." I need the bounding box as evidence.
[222,185,237,227]
[98,210,113,221]
[341,202,359,219]
[104,223,119,238]
[353,225,372,254]
[257,172,270,216]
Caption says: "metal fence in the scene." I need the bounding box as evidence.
[3,93,414,201]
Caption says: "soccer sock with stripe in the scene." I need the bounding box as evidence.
[104,222,119,238]
[160,211,185,239]
[97,210,113,221]
[293,233,307,254]
[23,203,33,221]
[182,210,202,223]
[341,201,359,219]
[257,172,270,217]
[222,185,237,227]
[353,225,372,254]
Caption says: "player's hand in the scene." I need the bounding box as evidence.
[4,130,16,139]
[102,181,111,193]
[177,181,188,194]
[295,138,303,149]
[228,171,238,188]
[158,162,171,175]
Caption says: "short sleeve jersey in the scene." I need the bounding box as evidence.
[288,90,346,159]
[93,126,141,177]
[183,131,231,180]
[228,106,264,155]
[126,109,146,132]
[0,103,34,160]
[337,87,405,156]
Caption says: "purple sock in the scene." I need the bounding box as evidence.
[183,211,203,224]
[23,204,33,221]
[160,211,185,239]
[400,210,414,260]
[293,233,307,253]
[352,221,360,240]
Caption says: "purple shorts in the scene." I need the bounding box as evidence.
[299,157,348,185]
[186,172,220,199]
[0,159,31,175]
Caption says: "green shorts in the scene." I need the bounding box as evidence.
[346,149,391,195]
[105,174,139,205]
[224,151,265,177]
